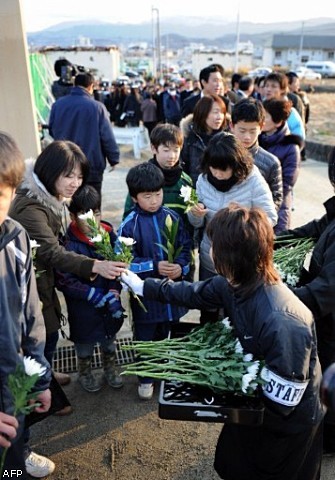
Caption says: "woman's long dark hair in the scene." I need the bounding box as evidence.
[193,94,226,134]
[34,140,90,196]
[207,203,279,286]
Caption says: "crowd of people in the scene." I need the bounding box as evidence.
[1,58,334,480]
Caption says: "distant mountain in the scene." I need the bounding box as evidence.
[27,17,335,48]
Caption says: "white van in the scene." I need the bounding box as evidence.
[305,61,335,78]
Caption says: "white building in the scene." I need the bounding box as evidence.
[262,34,335,69]
[38,46,121,82]
[192,50,253,77]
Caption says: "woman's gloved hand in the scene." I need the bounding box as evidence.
[121,270,144,296]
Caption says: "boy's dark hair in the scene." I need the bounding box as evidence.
[75,72,95,88]
[150,123,183,149]
[264,72,288,91]
[207,203,279,286]
[193,94,226,134]
[68,185,101,214]
[201,132,253,180]
[231,98,265,125]
[0,131,25,188]
[199,64,224,86]
[34,140,90,196]
[262,99,291,124]
[126,162,165,198]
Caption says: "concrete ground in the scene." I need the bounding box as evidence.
[45,146,335,479]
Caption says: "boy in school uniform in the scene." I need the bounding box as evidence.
[119,162,192,400]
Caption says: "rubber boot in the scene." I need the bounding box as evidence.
[102,352,123,389]
[77,356,102,393]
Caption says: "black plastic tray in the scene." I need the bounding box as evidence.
[158,321,264,425]
[159,380,264,425]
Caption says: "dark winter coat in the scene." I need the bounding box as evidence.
[250,141,283,211]
[144,275,324,431]
[163,92,182,125]
[0,217,51,435]
[56,221,122,343]
[118,205,192,323]
[259,122,302,233]
[9,160,95,334]
[282,196,335,372]
[49,86,120,183]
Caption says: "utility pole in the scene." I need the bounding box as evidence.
[152,7,161,81]
[234,2,241,72]
[151,6,156,79]
[298,21,305,66]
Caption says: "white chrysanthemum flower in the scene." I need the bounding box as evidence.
[118,236,136,246]
[286,273,299,286]
[247,361,260,379]
[242,373,254,393]
[78,209,95,220]
[180,185,192,202]
[235,340,243,354]
[23,356,46,377]
[243,353,253,362]
[274,263,285,278]
[30,240,40,249]
[91,234,103,243]
[221,317,232,330]
[260,366,270,381]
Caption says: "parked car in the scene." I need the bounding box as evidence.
[305,61,335,78]
[248,67,272,78]
[294,67,322,80]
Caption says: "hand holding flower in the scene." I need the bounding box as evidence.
[189,202,207,217]
[92,260,127,279]
[158,261,182,280]
[33,389,51,413]
[0,413,18,449]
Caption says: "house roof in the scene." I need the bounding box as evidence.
[269,34,335,49]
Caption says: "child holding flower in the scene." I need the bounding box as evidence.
[0,132,51,478]
[119,162,192,400]
[56,185,124,393]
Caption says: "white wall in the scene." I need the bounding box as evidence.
[44,49,121,82]
[0,0,40,158]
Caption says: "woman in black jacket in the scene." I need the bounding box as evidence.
[121,203,324,480]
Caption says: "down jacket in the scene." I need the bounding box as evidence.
[249,142,283,211]
[188,167,278,274]
[259,122,302,233]
[9,160,95,334]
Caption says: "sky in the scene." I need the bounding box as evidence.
[21,0,335,33]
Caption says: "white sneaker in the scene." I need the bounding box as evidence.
[138,383,154,400]
[25,451,55,478]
